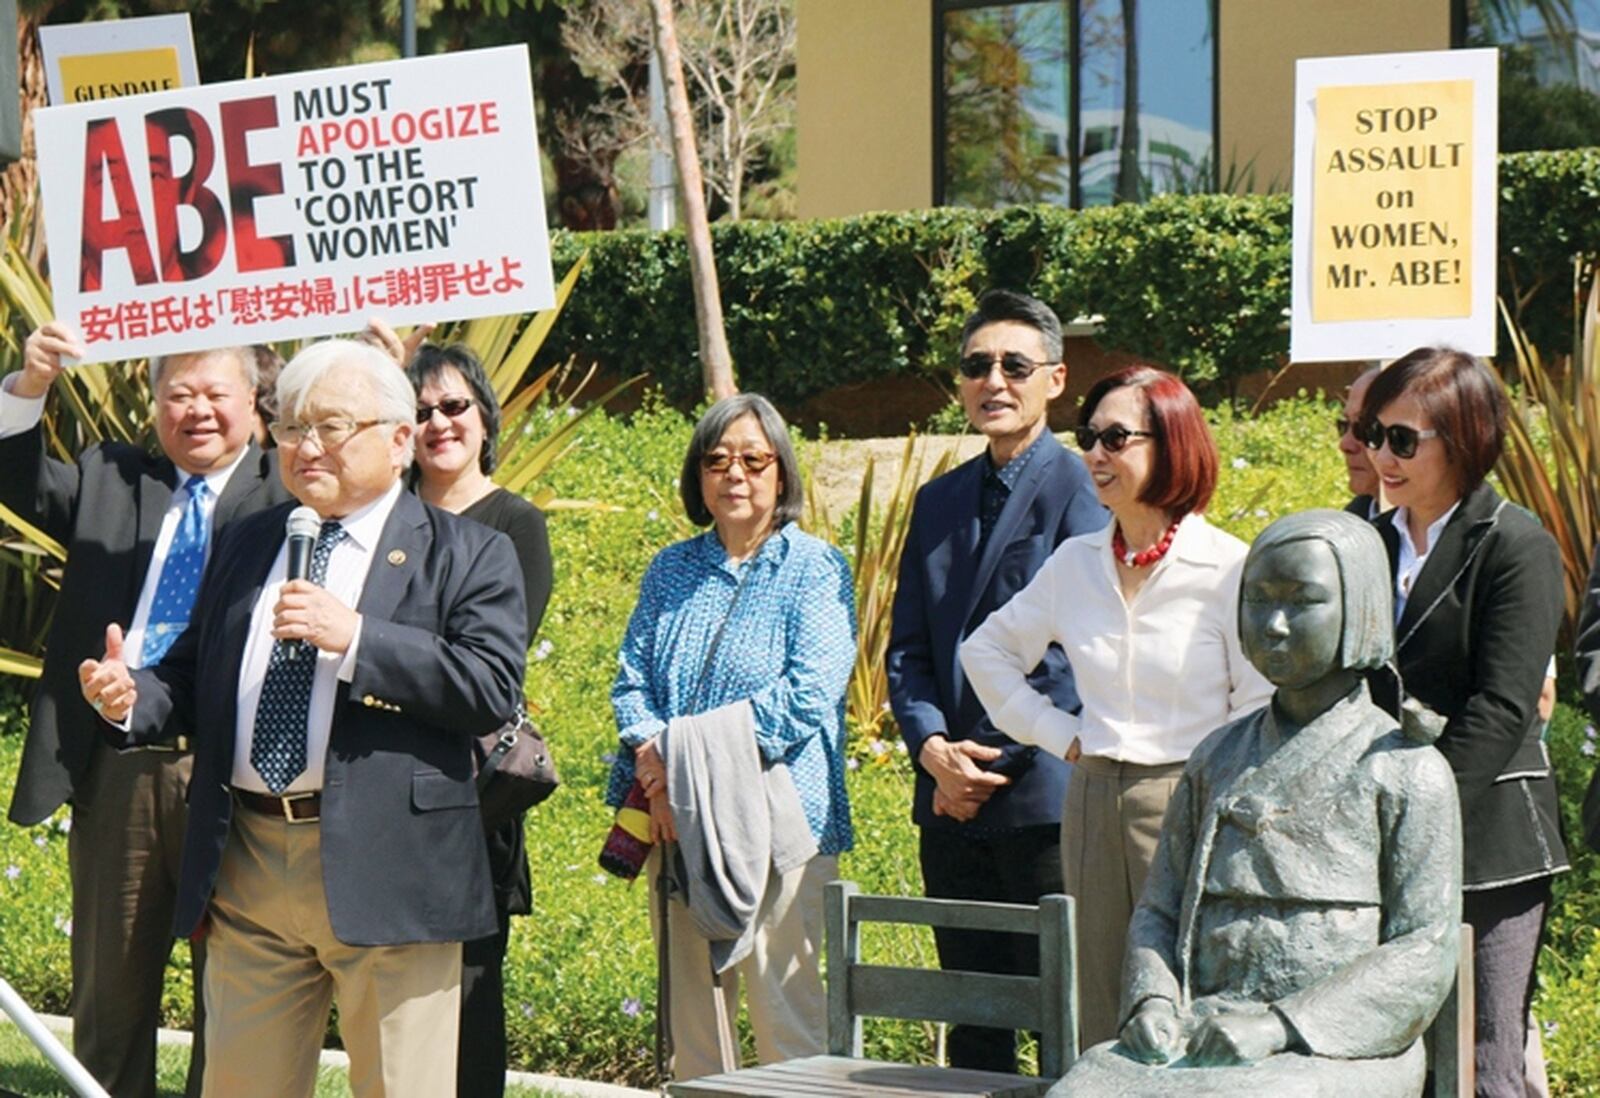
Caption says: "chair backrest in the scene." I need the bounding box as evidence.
[824,880,1079,1078]
[1425,923,1475,1098]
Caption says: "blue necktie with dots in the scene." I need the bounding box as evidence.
[250,521,346,794]
[141,476,210,667]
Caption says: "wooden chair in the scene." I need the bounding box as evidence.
[667,880,1078,1098]
[1426,923,1475,1098]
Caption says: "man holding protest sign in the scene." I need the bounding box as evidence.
[2,322,289,1098]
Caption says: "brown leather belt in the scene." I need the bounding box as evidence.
[234,788,321,823]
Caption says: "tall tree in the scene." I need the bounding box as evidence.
[562,0,794,221]
[649,0,735,399]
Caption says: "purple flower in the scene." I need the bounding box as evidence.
[1586,724,1597,741]
[33,834,47,848]
[602,752,618,764]
[1582,741,1596,758]
[621,997,643,1018]
[520,1002,535,1019]
[4,865,19,881]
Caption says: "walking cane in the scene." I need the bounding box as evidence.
[654,838,675,1092]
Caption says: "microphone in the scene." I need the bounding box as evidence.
[283,506,322,659]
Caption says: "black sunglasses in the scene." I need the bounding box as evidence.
[415,396,475,424]
[957,352,1057,382]
[1361,419,1438,460]
[1335,416,1357,438]
[1073,424,1154,453]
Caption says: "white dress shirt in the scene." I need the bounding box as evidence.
[960,512,1273,765]
[0,377,246,670]
[231,480,401,794]
[1392,502,1460,623]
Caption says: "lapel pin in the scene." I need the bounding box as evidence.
[387,549,407,566]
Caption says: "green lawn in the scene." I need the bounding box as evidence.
[0,1021,566,1097]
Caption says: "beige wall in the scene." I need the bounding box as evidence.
[798,0,1454,218]
[796,0,932,219]
[1219,1,1453,190]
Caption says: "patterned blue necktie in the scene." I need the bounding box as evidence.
[141,475,211,667]
[250,521,346,794]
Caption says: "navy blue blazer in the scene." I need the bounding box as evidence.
[887,433,1106,830]
[122,492,528,945]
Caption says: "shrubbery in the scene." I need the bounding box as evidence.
[541,150,1600,402]
[1,391,1596,1088]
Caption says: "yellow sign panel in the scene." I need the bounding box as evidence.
[57,48,182,104]
[1311,79,1474,322]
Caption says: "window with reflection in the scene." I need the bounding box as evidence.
[938,0,1215,208]
[1461,0,1600,150]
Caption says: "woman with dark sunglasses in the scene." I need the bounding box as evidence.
[1357,346,1566,1097]
[407,342,553,1098]
[961,364,1272,1048]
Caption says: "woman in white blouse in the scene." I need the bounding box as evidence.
[960,364,1271,1048]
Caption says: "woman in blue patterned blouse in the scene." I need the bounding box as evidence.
[608,394,856,1081]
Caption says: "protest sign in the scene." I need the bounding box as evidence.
[1290,49,1497,363]
[39,14,198,106]
[35,45,555,365]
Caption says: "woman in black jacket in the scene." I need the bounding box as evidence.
[1358,347,1567,1097]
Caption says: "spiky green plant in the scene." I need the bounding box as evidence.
[1490,265,1600,637]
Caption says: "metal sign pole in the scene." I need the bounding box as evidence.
[0,977,112,1098]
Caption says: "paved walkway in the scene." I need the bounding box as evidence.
[28,1014,653,1098]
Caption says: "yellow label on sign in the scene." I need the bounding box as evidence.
[57,48,182,104]
[1311,79,1474,322]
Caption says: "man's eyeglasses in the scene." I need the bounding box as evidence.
[701,450,778,474]
[416,396,475,424]
[957,352,1058,382]
[1073,424,1154,454]
[1361,419,1438,460]
[1335,416,1358,438]
[269,417,384,450]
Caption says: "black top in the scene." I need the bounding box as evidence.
[463,487,553,642]
[1368,482,1568,890]
[460,486,554,917]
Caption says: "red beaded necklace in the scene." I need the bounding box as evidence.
[1112,517,1182,568]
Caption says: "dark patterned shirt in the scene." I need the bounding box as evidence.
[977,430,1050,556]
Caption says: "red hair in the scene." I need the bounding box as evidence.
[1079,366,1218,517]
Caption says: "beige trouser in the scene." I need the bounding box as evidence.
[201,806,462,1098]
[649,850,835,1081]
[1061,755,1185,1049]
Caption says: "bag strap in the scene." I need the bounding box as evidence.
[692,562,753,711]
[476,704,528,792]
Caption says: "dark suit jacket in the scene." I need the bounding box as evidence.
[123,492,528,945]
[2,425,289,826]
[1368,482,1568,889]
[887,434,1106,830]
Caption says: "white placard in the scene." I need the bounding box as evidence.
[39,14,199,106]
[35,46,555,365]
[1290,48,1498,363]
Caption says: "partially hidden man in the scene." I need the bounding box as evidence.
[2,322,290,1098]
[78,340,528,1098]
[887,290,1105,1073]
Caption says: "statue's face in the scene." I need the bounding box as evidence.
[1240,539,1344,689]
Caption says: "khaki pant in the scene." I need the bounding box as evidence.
[201,806,461,1098]
[649,850,834,1081]
[1060,756,1184,1048]
[68,741,204,1098]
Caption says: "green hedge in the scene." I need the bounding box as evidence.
[544,148,1600,402]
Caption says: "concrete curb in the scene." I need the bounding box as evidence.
[26,1014,654,1098]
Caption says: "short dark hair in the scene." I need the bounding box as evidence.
[407,343,503,474]
[1080,365,1218,517]
[959,289,1064,362]
[679,394,804,529]
[1358,346,1506,497]
[252,345,286,436]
